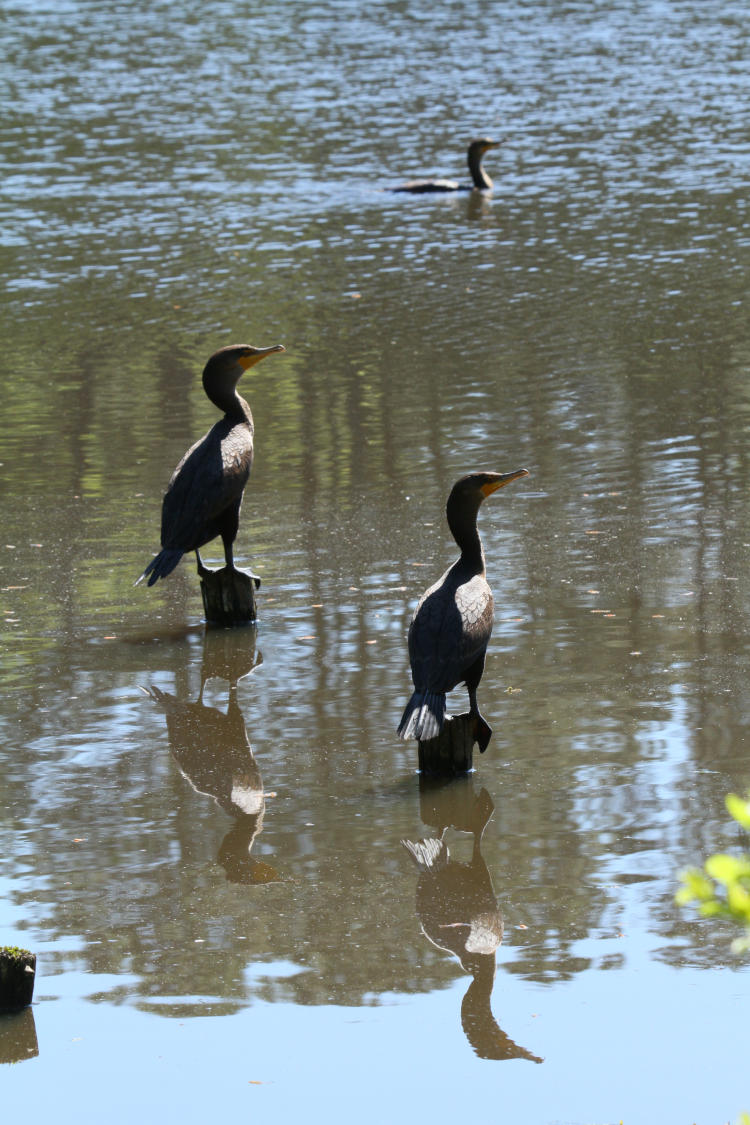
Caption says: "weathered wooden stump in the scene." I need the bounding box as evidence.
[417,712,479,776]
[0,947,36,1012]
[199,565,258,626]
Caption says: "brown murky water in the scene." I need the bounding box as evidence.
[2,2,750,1121]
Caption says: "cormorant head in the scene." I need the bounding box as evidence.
[446,470,528,543]
[466,138,503,189]
[449,469,528,510]
[202,343,285,409]
[468,137,501,159]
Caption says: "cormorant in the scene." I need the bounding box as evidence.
[397,469,528,750]
[391,137,501,194]
[137,343,284,587]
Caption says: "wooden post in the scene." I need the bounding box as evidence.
[0,947,36,1012]
[417,712,478,776]
[199,565,258,626]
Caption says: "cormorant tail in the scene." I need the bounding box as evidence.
[402,836,448,872]
[135,548,184,587]
[397,690,446,742]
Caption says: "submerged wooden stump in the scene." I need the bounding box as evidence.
[199,565,258,626]
[417,713,478,776]
[0,947,36,1012]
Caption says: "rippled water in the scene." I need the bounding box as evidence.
[2,2,750,1122]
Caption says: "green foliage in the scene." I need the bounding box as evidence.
[0,946,31,962]
[677,791,750,954]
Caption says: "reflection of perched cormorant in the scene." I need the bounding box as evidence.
[403,789,542,1063]
[147,683,263,820]
[145,629,280,884]
[137,343,285,587]
[146,679,280,885]
[391,138,501,194]
[398,470,528,750]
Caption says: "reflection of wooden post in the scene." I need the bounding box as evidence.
[0,1005,39,1063]
[418,772,483,830]
[418,713,477,776]
[0,947,36,1011]
[200,623,260,685]
[199,566,258,626]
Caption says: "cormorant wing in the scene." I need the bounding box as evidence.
[160,422,252,551]
[409,570,494,693]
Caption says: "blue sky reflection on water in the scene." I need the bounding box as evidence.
[1,957,746,1124]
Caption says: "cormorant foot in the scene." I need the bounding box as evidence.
[472,714,493,753]
[225,562,261,589]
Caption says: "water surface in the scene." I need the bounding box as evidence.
[2,2,750,1122]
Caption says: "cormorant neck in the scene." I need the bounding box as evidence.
[447,495,485,573]
[232,392,253,425]
[204,378,251,423]
[465,953,496,994]
[468,150,493,190]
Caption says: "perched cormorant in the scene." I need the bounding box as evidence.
[397,469,528,750]
[391,137,501,194]
[137,343,284,587]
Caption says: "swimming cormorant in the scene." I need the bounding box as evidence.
[397,469,528,749]
[391,138,501,194]
[137,343,285,587]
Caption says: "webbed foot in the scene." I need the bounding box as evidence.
[472,713,493,753]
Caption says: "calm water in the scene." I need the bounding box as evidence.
[2,1,750,1121]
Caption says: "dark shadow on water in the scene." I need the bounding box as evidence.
[403,777,542,1063]
[145,626,282,885]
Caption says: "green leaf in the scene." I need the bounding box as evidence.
[705,853,746,885]
[726,792,750,830]
[726,881,750,923]
[676,868,715,904]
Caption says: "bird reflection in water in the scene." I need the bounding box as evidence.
[402,780,541,1063]
[145,626,280,885]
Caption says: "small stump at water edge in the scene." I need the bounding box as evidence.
[0,947,36,1012]
[418,713,479,776]
[200,566,258,626]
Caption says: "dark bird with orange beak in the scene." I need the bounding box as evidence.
[137,343,285,587]
[397,469,528,750]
